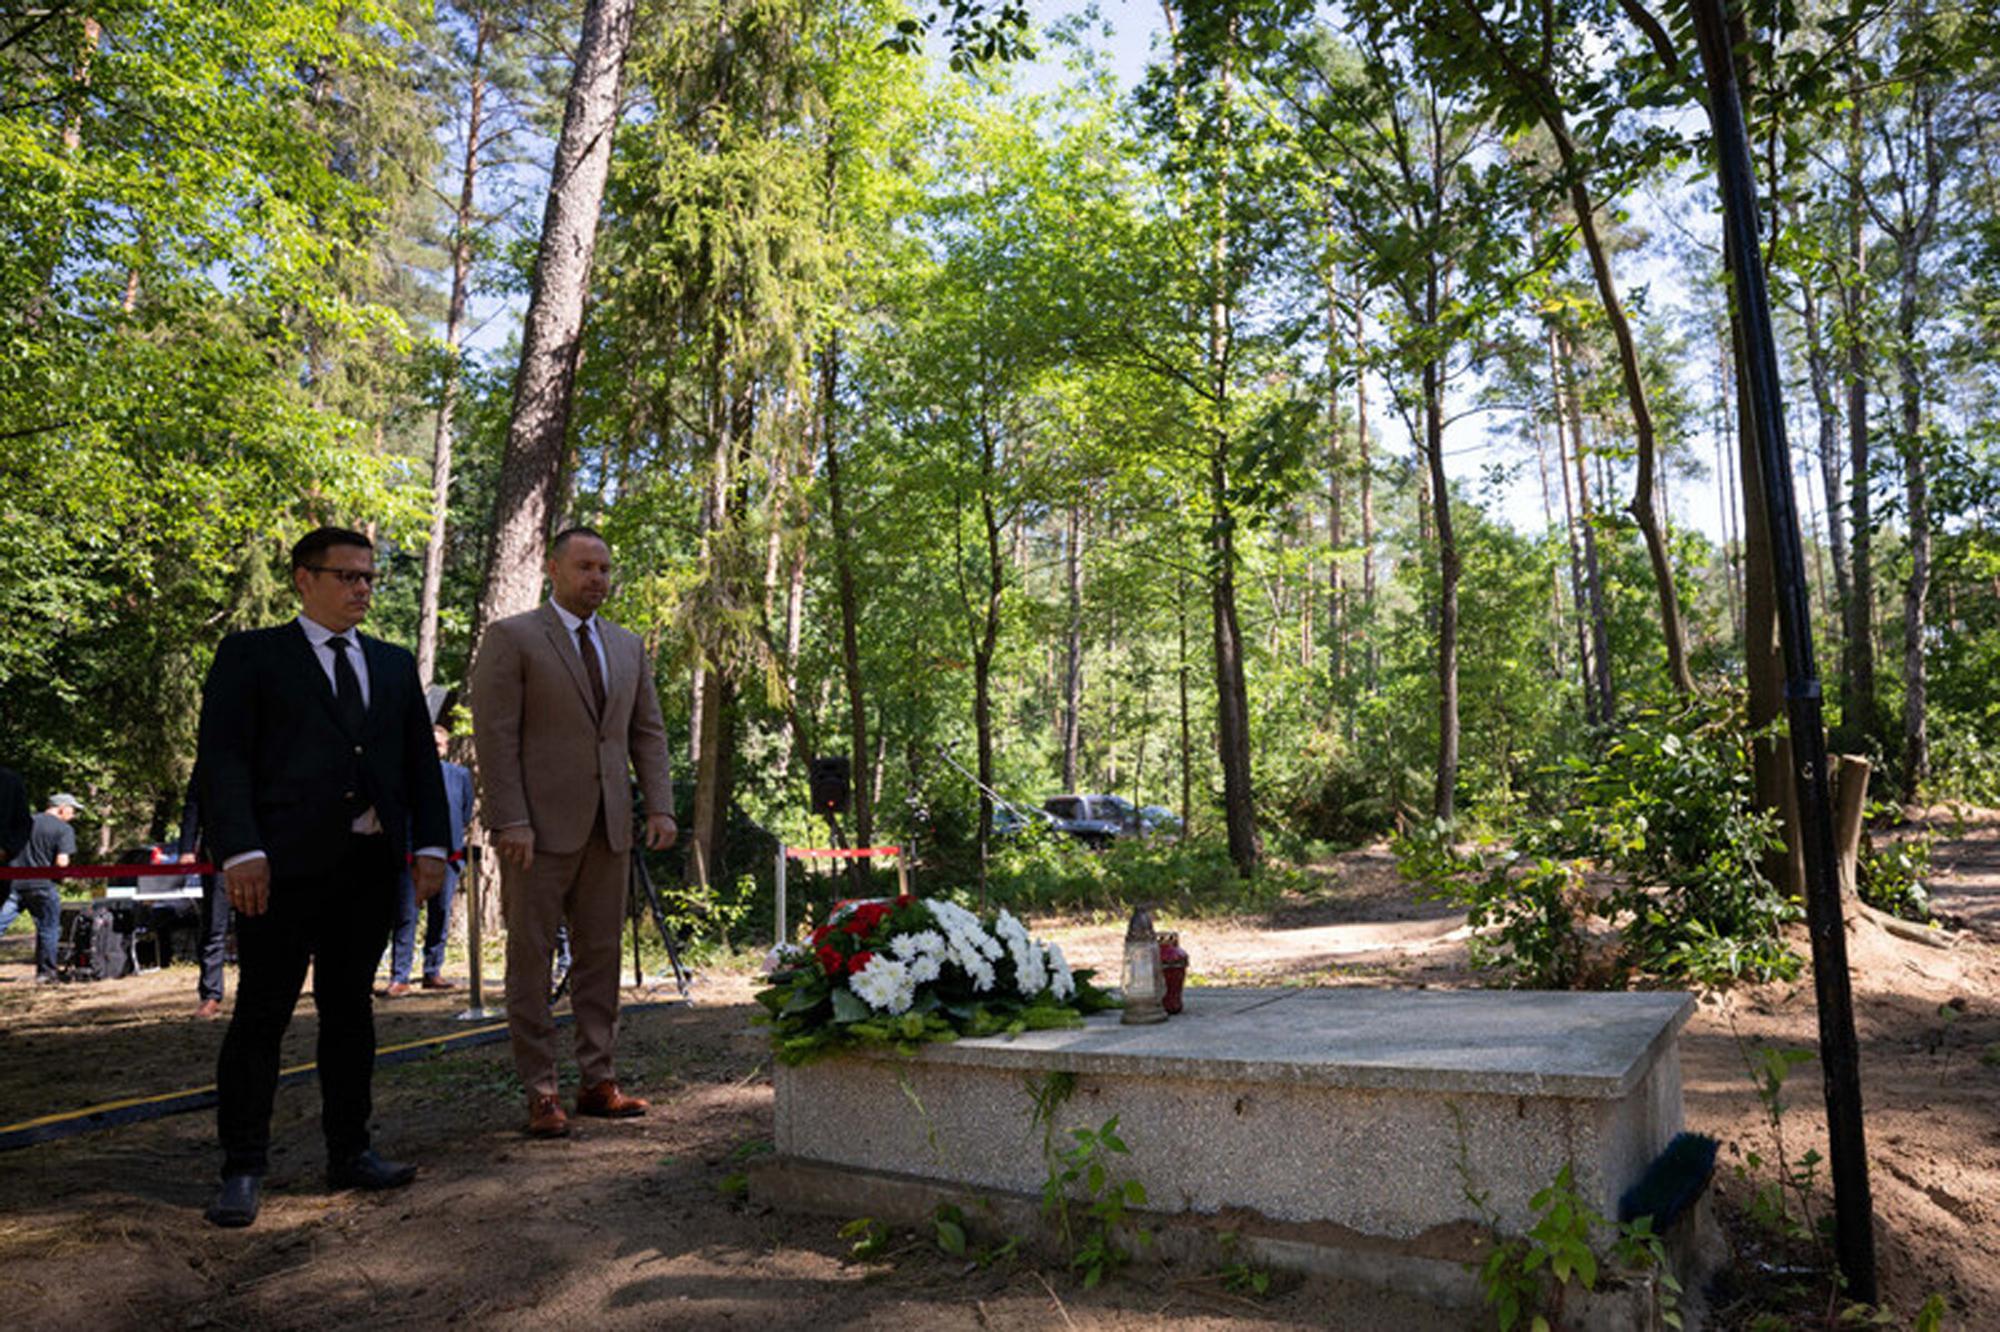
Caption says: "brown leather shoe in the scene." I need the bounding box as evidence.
[575,1081,648,1119]
[380,981,413,999]
[194,998,223,1020]
[420,974,456,991]
[526,1093,570,1138]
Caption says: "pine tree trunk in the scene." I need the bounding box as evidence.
[472,0,637,638]
[972,417,1005,905]
[1178,566,1193,837]
[1563,334,1615,720]
[1325,264,1344,680]
[822,342,874,853]
[1061,503,1084,790]
[417,13,492,689]
[1549,327,1597,722]
[1799,276,1852,634]
[1840,100,1880,759]
[1205,18,1260,876]
[1732,295,1806,898]
[1548,120,1693,696]
[1425,260,1459,823]
[1358,288,1377,693]
[1897,255,1931,801]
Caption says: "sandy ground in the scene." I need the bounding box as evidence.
[2,815,1996,1330]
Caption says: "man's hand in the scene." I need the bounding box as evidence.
[412,855,447,903]
[495,825,535,871]
[645,812,678,851]
[177,852,196,864]
[225,857,271,917]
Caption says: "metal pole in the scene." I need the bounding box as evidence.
[775,843,788,946]
[1688,0,1876,1301]
[457,842,500,1021]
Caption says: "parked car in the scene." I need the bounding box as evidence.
[1138,804,1184,839]
[991,804,1059,839]
[1041,794,1142,845]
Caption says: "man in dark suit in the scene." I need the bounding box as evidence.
[196,526,450,1228]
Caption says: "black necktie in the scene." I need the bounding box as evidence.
[577,624,607,715]
[328,636,366,735]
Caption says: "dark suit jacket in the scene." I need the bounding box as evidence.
[0,766,29,864]
[197,621,449,878]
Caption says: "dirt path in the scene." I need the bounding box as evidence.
[2,821,1996,1330]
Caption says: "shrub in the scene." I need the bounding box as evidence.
[1399,688,1804,988]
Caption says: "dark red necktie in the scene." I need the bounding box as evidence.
[577,624,607,714]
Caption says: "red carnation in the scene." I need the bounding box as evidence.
[817,946,844,975]
[847,950,875,975]
[896,895,915,908]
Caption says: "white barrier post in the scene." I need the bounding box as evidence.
[775,843,788,947]
[456,842,500,1021]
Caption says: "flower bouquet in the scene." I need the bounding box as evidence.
[754,895,1118,1064]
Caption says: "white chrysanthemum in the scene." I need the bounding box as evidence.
[1015,942,1047,997]
[1046,942,1076,1000]
[962,953,996,992]
[991,910,1048,995]
[850,954,915,1014]
[890,929,945,962]
[906,951,942,984]
[762,942,810,976]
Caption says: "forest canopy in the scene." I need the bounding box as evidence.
[4,0,1996,934]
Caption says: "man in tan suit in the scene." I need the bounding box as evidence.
[470,526,677,1137]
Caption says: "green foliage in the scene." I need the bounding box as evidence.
[1213,1232,1273,1298]
[1397,689,1803,989]
[1396,822,1594,989]
[1040,1115,1150,1289]
[838,1215,891,1259]
[1856,814,1935,924]
[1467,1159,1681,1332]
[1733,1042,1825,1249]
[1546,693,1802,986]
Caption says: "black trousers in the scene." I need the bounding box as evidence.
[215,833,397,1177]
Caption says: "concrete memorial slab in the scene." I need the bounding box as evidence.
[754,987,1716,1321]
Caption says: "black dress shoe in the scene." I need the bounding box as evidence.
[206,1173,262,1228]
[325,1149,417,1191]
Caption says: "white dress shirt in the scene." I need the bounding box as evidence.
[297,612,371,708]
[549,600,604,677]
[222,616,445,871]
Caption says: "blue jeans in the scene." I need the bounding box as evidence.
[0,883,62,978]
[387,866,459,984]
[197,874,230,1002]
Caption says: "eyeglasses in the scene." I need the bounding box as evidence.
[305,566,383,589]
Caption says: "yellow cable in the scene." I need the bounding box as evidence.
[0,1021,512,1137]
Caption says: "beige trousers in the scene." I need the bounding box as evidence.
[501,810,628,1098]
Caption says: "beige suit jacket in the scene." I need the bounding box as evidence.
[470,603,674,855]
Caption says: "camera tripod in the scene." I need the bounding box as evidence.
[545,841,692,1007]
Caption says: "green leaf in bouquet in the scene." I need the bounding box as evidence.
[830,988,871,1023]
[783,984,828,1016]
[1021,1005,1083,1031]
